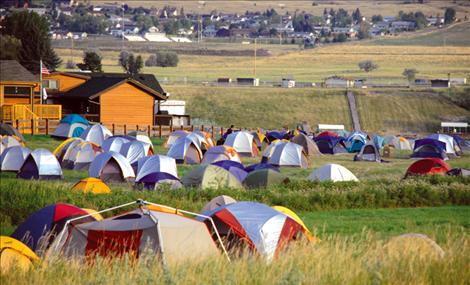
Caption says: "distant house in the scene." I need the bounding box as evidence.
[237,78,259,86]
[414,79,429,85]
[43,72,167,126]
[430,79,450,88]
[203,25,217,37]
[324,76,354,88]
[391,21,416,31]
[450,78,467,86]
[216,28,231,37]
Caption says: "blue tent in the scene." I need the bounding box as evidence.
[314,135,347,154]
[373,135,385,150]
[52,114,89,138]
[411,139,448,160]
[346,132,368,153]
[212,160,248,182]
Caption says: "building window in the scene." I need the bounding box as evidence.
[42,79,59,90]
[4,86,32,96]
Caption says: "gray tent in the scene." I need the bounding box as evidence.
[0,146,31,172]
[89,151,135,182]
[17,149,63,180]
[354,142,381,162]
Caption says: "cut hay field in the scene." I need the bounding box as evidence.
[165,86,470,132]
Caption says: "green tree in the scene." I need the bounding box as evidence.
[0,35,22,60]
[82,51,102,72]
[358,60,378,72]
[357,22,370,40]
[352,8,362,23]
[119,51,143,76]
[403,68,418,85]
[371,15,383,23]
[0,11,61,73]
[444,8,456,24]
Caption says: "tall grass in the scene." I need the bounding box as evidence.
[1,229,469,284]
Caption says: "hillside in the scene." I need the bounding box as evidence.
[369,21,470,46]
[167,85,470,132]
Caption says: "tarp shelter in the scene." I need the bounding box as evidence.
[167,136,203,164]
[182,165,243,189]
[291,133,321,156]
[354,142,381,162]
[71,178,111,194]
[201,202,305,260]
[11,203,95,253]
[62,141,101,170]
[102,136,131,153]
[0,146,31,172]
[243,168,289,188]
[202,145,241,164]
[426,134,460,156]
[80,124,112,146]
[411,139,448,160]
[0,236,39,273]
[0,123,24,142]
[119,141,148,165]
[308,164,359,182]
[135,155,178,181]
[211,160,248,182]
[52,114,89,139]
[405,158,450,177]
[89,151,135,182]
[165,130,189,148]
[201,195,237,213]
[224,131,259,157]
[314,135,347,155]
[272,206,316,242]
[54,208,220,263]
[136,172,183,190]
[18,149,63,180]
[267,142,308,168]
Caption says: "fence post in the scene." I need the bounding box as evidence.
[220,127,224,136]
[45,119,49,135]
[31,119,35,135]
[112,124,115,135]
[180,125,183,130]
[170,119,173,133]
[16,119,19,131]
[201,125,204,132]
[147,125,151,137]
[211,125,214,138]
[191,125,194,132]
[124,124,127,135]
[136,125,139,132]
[159,124,162,138]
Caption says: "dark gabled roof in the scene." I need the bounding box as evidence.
[0,60,38,83]
[61,72,166,100]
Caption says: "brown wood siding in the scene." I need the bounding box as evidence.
[100,82,154,126]
[43,74,86,92]
[4,97,40,104]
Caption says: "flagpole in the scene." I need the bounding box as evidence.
[39,59,43,105]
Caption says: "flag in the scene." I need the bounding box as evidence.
[41,66,50,75]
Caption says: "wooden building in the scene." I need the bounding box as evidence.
[0,60,40,106]
[44,72,167,126]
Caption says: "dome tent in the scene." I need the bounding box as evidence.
[167,136,203,164]
[137,172,183,190]
[267,142,308,168]
[405,158,450,177]
[71,178,111,194]
[119,140,148,165]
[89,151,135,182]
[52,114,89,139]
[80,124,112,146]
[354,142,381,162]
[0,236,39,273]
[211,160,248,182]
[0,123,24,141]
[182,165,243,189]
[411,139,448,160]
[201,195,237,213]
[18,149,63,180]
[0,146,31,172]
[308,164,359,182]
[165,130,190,148]
[202,145,241,164]
[102,136,131,153]
[291,133,322,156]
[61,141,101,170]
[243,168,290,188]
[135,155,178,181]
[224,131,259,157]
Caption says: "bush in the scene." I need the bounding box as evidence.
[155,51,179,67]
[145,55,157,67]
[358,60,379,72]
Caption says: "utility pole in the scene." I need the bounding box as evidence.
[253,38,257,78]
[121,2,124,51]
[39,59,43,105]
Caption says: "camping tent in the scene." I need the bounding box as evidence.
[52,114,89,138]
[267,142,308,168]
[405,158,450,177]
[224,131,259,157]
[167,136,203,164]
[18,149,63,180]
[0,146,31,172]
[53,137,82,161]
[314,135,347,155]
[89,151,135,182]
[0,236,39,272]
[201,195,237,213]
[251,131,267,150]
[411,139,448,160]
[373,135,385,150]
[266,131,288,143]
[272,206,316,242]
[127,131,153,147]
[62,141,101,170]
[245,163,279,173]
[426,134,460,156]
[11,203,95,253]
[135,155,178,181]
[391,136,412,151]
[354,142,381,162]
[308,164,359,182]
[291,133,322,156]
[182,165,243,189]
[165,130,190,148]
[262,139,289,162]
[119,141,148,165]
[102,136,131,153]
[201,202,306,260]
[202,145,241,164]
[0,124,24,141]
[71,178,111,194]
[385,233,445,260]
[80,124,112,146]
[194,130,216,149]
[346,132,368,153]
[211,160,248,182]
[243,168,289,188]
[54,208,220,263]
[136,172,182,190]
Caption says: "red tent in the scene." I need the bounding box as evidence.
[406,158,450,177]
[317,131,338,138]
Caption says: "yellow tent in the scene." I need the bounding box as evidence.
[81,208,104,221]
[52,137,82,155]
[272,206,318,242]
[146,204,184,216]
[1,236,39,273]
[71,178,111,194]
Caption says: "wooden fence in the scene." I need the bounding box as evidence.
[0,119,234,139]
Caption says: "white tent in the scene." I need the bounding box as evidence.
[268,142,308,168]
[308,164,359,182]
[89,151,135,182]
[119,141,148,165]
[391,137,412,151]
[165,130,189,148]
[62,141,101,170]
[102,137,131,153]
[167,136,202,164]
[426,134,458,155]
[18,149,63,180]
[201,146,241,164]
[80,125,112,146]
[201,195,237,213]
[1,136,21,153]
[224,131,258,157]
[127,131,153,146]
[262,140,288,161]
[0,146,31,172]
[135,155,178,181]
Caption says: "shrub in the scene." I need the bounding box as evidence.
[155,51,179,67]
[145,54,157,67]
